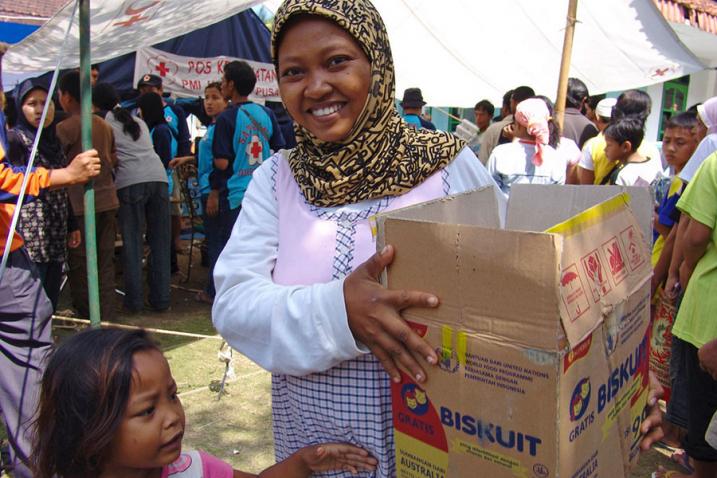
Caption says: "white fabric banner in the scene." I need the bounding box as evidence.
[2,0,262,72]
[134,47,280,100]
[3,0,707,106]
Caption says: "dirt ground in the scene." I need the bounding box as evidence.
[0,243,688,476]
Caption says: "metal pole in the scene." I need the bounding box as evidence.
[79,0,101,327]
[555,0,579,132]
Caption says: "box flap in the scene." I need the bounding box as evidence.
[507,185,653,241]
[380,219,563,350]
[547,193,652,348]
[379,186,503,228]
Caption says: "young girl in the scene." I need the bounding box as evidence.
[32,328,378,478]
[94,83,171,313]
[7,78,73,310]
[168,82,228,304]
[487,97,566,195]
[196,82,227,303]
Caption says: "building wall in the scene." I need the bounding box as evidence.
[645,83,665,142]
[686,68,717,107]
[643,70,716,142]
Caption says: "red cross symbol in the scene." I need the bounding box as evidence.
[114,14,148,27]
[247,136,263,165]
[155,62,170,77]
[653,67,669,77]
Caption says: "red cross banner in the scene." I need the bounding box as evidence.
[134,47,280,101]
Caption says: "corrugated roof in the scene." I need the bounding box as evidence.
[655,0,717,34]
[0,0,70,21]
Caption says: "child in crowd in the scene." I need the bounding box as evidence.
[652,112,700,269]
[601,117,663,186]
[487,97,566,195]
[652,151,717,478]
[649,112,701,473]
[188,82,227,304]
[577,90,661,185]
[679,96,717,184]
[93,83,172,313]
[32,328,378,478]
[56,70,119,320]
[7,78,73,311]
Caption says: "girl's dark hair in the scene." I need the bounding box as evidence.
[604,117,645,152]
[136,92,166,130]
[32,328,159,478]
[533,95,561,148]
[613,89,651,125]
[93,82,141,141]
[205,81,222,93]
[664,111,698,131]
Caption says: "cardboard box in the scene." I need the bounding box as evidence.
[376,185,653,478]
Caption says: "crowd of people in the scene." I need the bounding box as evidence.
[0,0,715,476]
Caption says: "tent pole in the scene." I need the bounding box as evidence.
[555,0,579,132]
[79,0,101,327]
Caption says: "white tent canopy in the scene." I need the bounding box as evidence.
[3,0,706,106]
[374,0,705,106]
[2,0,262,71]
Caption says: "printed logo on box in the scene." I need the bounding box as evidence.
[581,249,612,303]
[560,264,590,322]
[620,226,645,272]
[602,237,627,285]
[402,383,429,416]
[570,378,592,421]
[564,335,593,373]
[435,348,460,374]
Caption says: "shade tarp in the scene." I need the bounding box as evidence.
[3,0,707,107]
[669,22,717,68]
[373,0,705,105]
[2,0,263,72]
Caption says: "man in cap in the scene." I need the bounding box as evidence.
[400,88,435,131]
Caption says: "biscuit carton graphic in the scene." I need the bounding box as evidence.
[376,185,653,478]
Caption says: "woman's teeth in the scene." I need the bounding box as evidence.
[312,104,343,117]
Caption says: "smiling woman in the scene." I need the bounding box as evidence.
[211,1,501,476]
[277,16,371,143]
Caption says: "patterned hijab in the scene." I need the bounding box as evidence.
[272,0,465,207]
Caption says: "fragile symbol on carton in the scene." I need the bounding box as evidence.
[602,237,627,285]
[620,226,645,272]
[581,250,611,302]
[560,264,590,322]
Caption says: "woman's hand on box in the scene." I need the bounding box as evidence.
[640,371,665,451]
[344,245,439,384]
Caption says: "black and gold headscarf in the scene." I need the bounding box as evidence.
[273,0,466,208]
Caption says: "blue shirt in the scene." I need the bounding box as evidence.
[150,123,176,195]
[404,114,436,131]
[197,124,215,195]
[163,103,191,157]
[211,102,285,210]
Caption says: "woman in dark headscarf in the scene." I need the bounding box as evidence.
[8,78,74,310]
[211,1,498,475]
